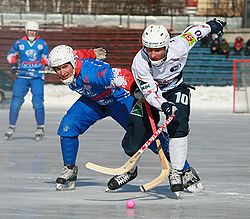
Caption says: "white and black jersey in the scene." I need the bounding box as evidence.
[132,24,211,110]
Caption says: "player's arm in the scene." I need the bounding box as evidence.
[74,47,106,59]
[132,56,166,110]
[7,41,20,74]
[179,18,227,51]
[111,68,136,92]
[133,65,177,118]
[41,41,49,68]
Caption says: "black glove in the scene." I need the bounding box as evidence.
[44,65,53,71]
[206,18,227,36]
[161,101,177,118]
[10,64,18,74]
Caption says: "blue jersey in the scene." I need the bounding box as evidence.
[7,36,49,80]
[69,58,130,105]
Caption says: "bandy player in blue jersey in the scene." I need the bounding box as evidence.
[4,22,107,141]
[5,21,49,141]
[49,45,138,190]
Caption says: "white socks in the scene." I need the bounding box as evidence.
[169,136,188,170]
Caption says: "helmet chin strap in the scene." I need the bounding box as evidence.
[148,49,167,67]
[61,69,75,85]
[149,56,166,67]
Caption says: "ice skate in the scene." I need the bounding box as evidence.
[35,125,45,141]
[183,167,204,193]
[106,167,138,191]
[56,165,78,191]
[5,126,15,140]
[169,168,184,197]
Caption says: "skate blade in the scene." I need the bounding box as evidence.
[105,187,120,192]
[186,182,204,193]
[174,191,182,198]
[170,191,183,199]
[5,135,13,140]
[35,136,44,141]
[105,187,115,192]
[56,182,76,191]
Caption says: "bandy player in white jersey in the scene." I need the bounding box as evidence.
[124,18,227,195]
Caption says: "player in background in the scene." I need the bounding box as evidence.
[117,18,227,195]
[4,21,106,141]
[5,21,49,141]
[49,45,139,191]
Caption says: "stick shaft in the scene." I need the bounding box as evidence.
[140,103,170,192]
[85,114,175,175]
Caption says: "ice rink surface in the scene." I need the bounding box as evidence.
[0,107,250,219]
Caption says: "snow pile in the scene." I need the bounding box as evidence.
[22,84,234,112]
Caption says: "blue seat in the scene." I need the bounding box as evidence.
[184,45,250,85]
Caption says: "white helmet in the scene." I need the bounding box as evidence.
[142,24,170,49]
[25,21,39,32]
[25,21,39,42]
[49,45,76,85]
[142,24,170,66]
[49,45,76,69]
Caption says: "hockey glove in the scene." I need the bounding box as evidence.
[206,18,227,36]
[43,65,56,74]
[161,101,177,118]
[10,64,18,74]
[93,47,107,60]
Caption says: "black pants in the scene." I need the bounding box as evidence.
[122,100,160,156]
[122,84,191,157]
[162,84,191,138]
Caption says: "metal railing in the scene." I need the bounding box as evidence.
[0,0,244,17]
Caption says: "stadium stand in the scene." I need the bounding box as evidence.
[0,26,249,85]
[0,27,142,84]
[184,43,250,86]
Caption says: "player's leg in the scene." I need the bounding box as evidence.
[164,85,204,194]
[108,96,193,192]
[105,95,139,190]
[56,97,106,191]
[106,98,166,190]
[30,78,45,140]
[119,99,163,156]
[163,86,190,194]
[5,78,29,139]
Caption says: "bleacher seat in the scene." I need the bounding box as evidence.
[1,27,249,86]
[184,42,250,86]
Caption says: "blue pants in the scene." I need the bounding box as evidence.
[58,95,134,165]
[9,78,44,126]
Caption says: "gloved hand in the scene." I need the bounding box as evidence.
[44,65,54,71]
[93,47,107,60]
[206,18,227,36]
[10,64,18,74]
[43,65,56,74]
[161,101,177,118]
[44,65,50,70]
